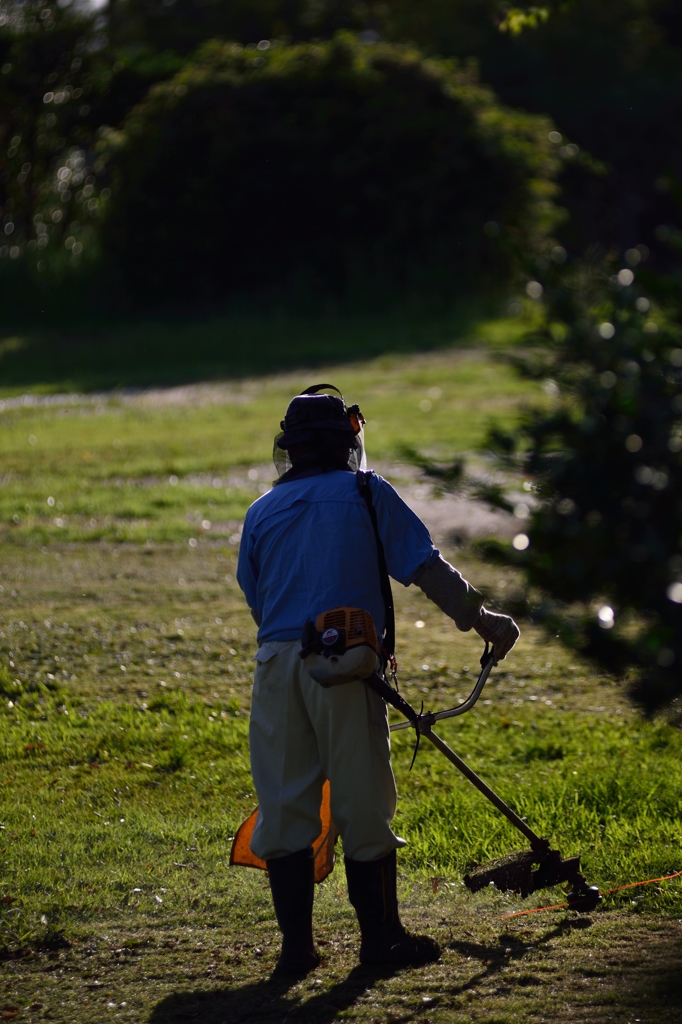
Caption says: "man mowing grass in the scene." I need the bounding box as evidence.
[236,384,520,973]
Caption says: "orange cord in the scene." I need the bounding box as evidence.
[500,868,682,919]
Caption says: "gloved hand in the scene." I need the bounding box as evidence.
[474,607,520,661]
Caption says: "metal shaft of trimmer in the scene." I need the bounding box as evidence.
[420,723,545,852]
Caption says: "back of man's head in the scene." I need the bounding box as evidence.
[272,385,366,480]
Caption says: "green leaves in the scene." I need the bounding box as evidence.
[490,250,682,712]
[100,33,565,308]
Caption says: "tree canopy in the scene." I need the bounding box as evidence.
[2,0,681,306]
[485,234,682,713]
[98,34,564,305]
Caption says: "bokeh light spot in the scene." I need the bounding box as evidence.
[597,605,614,628]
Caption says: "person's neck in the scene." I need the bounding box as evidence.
[275,452,352,485]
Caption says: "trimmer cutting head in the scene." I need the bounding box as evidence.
[464,844,601,910]
[388,647,601,912]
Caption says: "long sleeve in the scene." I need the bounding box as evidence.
[413,554,483,632]
[236,508,259,616]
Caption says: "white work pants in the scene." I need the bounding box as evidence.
[248,640,406,862]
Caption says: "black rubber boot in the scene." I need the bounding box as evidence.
[344,849,441,967]
[266,847,321,975]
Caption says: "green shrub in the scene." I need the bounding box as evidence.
[100,33,565,307]
[488,245,682,713]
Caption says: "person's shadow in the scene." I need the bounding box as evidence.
[148,964,406,1024]
[148,918,603,1022]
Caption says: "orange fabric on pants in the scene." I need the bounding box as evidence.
[230,779,339,883]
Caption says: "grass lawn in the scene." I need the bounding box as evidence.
[0,304,530,395]
[0,344,538,547]
[1,339,682,1022]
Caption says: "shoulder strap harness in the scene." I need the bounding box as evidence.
[356,471,422,747]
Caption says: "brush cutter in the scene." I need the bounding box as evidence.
[389,645,601,911]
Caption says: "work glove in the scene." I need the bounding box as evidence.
[474,607,520,662]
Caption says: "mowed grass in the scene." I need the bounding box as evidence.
[2,342,682,1022]
[0,345,539,546]
[2,545,682,1022]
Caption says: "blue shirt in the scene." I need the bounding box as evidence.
[237,470,439,644]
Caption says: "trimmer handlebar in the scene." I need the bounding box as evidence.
[389,645,496,733]
[384,644,598,902]
[387,644,546,852]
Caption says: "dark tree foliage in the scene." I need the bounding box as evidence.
[109,0,311,56]
[4,0,681,305]
[349,0,682,267]
[105,0,682,266]
[0,0,104,260]
[463,0,682,266]
[99,34,565,306]
[492,240,682,713]
[0,0,187,279]
[106,0,681,305]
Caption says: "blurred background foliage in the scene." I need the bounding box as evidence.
[410,218,682,712]
[1,0,681,318]
[488,234,682,714]
[99,34,563,305]
[107,0,682,262]
[2,0,682,709]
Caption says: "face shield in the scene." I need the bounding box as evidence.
[347,405,367,473]
[273,384,368,480]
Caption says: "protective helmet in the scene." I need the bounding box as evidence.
[273,383,367,477]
